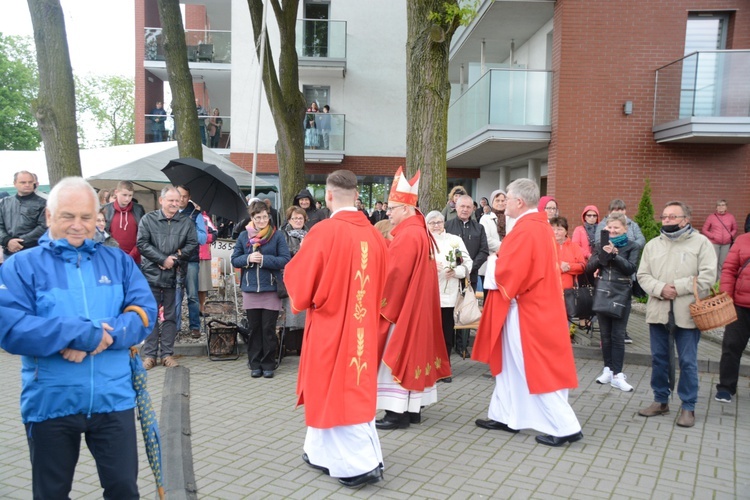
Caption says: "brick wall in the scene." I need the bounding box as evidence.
[549,0,750,231]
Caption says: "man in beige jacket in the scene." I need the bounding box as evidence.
[636,201,716,428]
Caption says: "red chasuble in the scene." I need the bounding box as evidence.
[285,210,388,428]
[380,214,451,391]
[471,211,578,394]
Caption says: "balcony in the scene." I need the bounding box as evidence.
[653,50,750,143]
[447,68,552,168]
[144,28,231,64]
[295,19,347,76]
[143,113,231,150]
[304,113,345,163]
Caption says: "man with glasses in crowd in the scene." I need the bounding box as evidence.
[636,201,716,428]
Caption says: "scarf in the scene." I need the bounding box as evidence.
[584,222,597,251]
[246,222,275,250]
[491,209,506,239]
[611,233,628,248]
[661,223,692,240]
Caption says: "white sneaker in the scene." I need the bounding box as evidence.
[596,367,612,384]
[611,372,634,392]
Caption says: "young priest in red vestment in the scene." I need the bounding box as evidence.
[376,167,452,430]
[472,178,583,447]
[285,170,388,488]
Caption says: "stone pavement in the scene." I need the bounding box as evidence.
[2,310,750,499]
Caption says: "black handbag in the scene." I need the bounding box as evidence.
[592,270,631,319]
[564,282,595,319]
[275,271,289,299]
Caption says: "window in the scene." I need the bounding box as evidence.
[303,1,330,57]
[303,85,330,109]
[680,13,730,117]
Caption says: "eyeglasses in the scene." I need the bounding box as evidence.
[252,215,270,222]
[386,205,405,213]
[660,214,686,221]
[585,213,597,218]
[427,221,444,226]
[544,206,557,211]
[290,217,305,222]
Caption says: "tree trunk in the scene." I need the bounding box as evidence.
[247,0,307,211]
[406,1,460,213]
[27,0,81,186]
[158,0,202,160]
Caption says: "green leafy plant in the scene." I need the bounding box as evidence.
[633,178,661,243]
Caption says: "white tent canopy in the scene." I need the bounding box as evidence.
[0,142,274,193]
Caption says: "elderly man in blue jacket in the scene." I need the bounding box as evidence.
[0,177,157,499]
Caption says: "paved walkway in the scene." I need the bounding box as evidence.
[3,330,750,499]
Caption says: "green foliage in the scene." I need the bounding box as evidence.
[76,75,135,148]
[0,34,41,150]
[427,0,480,27]
[633,178,661,243]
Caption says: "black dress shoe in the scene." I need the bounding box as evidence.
[263,370,274,378]
[535,431,583,447]
[408,411,421,424]
[375,410,410,430]
[250,369,262,378]
[439,377,452,383]
[338,466,383,488]
[475,419,519,433]
[302,453,329,475]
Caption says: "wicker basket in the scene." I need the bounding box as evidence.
[689,280,737,332]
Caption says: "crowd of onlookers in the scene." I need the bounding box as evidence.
[2,171,749,417]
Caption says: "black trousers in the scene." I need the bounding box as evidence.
[717,305,750,394]
[25,409,139,500]
[441,307,455,355]
[246,308,280,371]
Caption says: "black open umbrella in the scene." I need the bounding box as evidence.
[162,158,247,222]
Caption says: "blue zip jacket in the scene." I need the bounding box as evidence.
[0,232,157,423]
[231,229,290,293]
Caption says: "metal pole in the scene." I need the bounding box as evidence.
[250,0,269,197]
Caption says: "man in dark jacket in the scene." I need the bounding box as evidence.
[294,188,329,228]
[369,200,387,225]
[445,194,489,291]
[137,186,198,369]
[0,171,47,259]
[102,180,146,263]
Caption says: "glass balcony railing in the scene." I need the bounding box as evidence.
[448,69,552,147]
[144,28,232,64]
[303,113,345,151]
[144,113,231,148]
[295,19,346,59]
[654,50,750,126]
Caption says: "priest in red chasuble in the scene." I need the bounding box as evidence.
[285,170,388,488]
[471,178,582,447]
[376,167,451,430]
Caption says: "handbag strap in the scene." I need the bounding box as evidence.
[739,257,750,278]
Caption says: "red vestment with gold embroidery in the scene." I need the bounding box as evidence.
[380,213,451,391]
[285,210,388,428]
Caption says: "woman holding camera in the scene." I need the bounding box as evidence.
[231,201,290,379]
[585,213,640,391]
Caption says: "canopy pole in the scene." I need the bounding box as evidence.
[250,0,269,198]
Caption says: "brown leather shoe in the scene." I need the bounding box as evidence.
[638,402,669,417]
[190,329,202,339]
[142,357,157,370]
[162,356,179,368]
[676,408,695,427]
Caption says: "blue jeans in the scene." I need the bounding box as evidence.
[649,323,700,411]
[176,261,200,331]
[25,409,139,499]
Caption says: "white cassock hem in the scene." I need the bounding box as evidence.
[376,324,438,413]
[488,300,581,437]
[304,420,383,478]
